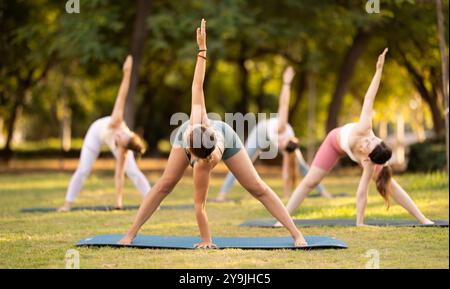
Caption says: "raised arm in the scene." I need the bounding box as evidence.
[190,19,208,126]
[358,48,388,130]
[277,66,295,133]
[110,55,133,127]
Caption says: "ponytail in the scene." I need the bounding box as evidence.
[375,165,393,209]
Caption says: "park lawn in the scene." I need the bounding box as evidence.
[0,168,448,269]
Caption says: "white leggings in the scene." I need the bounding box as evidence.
[65,135,151,202]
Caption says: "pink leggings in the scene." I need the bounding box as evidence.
[312,128,344,171]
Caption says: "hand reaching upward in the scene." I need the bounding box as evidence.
[283,66,296,84]
[123,55,133,73]
[197,19,207,50]
[376,48,388,71]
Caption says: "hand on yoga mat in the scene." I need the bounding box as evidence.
[117,234,135,246]
[294,236,308,247]
[194,241,218,249]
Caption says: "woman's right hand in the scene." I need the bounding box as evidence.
[118,234,135,246]
[196,19,207,50]
[376,48,388,70]
[123,55,133,73]
[282,66,295,84]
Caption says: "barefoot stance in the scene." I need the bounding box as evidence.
[57,203,71,212]
[194,242,218,249]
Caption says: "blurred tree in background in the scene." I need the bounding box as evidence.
[0,0,448,162]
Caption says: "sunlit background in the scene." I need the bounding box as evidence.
[1,0,448,172]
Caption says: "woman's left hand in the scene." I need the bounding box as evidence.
[194,241,218,249]
[196,19,207,50]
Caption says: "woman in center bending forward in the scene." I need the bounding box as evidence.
[119,19,307,248]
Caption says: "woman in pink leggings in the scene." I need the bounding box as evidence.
[282,49,433,226]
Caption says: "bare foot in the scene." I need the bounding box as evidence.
[273,221,283,227]
[357,223,375,228]
[421,219,435,225]
[115,201,123,210]
[214,193,228,202]
[320,190,333,199]
[117,234,135,246]
[194,242,218,249]
[57,202,72,212]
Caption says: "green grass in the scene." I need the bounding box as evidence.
[0,168,448,269]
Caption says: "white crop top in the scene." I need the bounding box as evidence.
[339,123,358,162]
[99,117,130,153]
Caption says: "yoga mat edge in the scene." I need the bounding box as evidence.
[76,234,348,250]
[239,219,449,228]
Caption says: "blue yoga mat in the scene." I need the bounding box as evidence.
[20,204,194,213]
[77,234,348,250]
[308,192,348,199]
[240,218,449,228]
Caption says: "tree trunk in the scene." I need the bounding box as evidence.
[436,0,449,172]
[288,69,308,122]
[326,29,372,132]
[1,89,25,160]
[235,55,249,114]
[399,50,445,136]
[125,0,152,129]
[414,81,444,137]
[306,74,317,164]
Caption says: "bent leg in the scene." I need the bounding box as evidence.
[124,151,151,197]
[390,179,433,224]
[218,145,260,198]
[285,166,328,214]
[295,149,330,197]
[224,149,303,240]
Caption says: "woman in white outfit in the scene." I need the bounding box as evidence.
[280,49,433,226]
[58,56,151,212]
[216,67,331,201]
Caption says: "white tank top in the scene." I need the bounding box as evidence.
[266,117,295,148]
[339,123,358,162]
[98,117,130,153]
